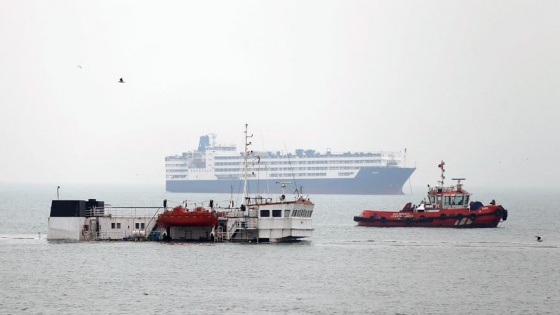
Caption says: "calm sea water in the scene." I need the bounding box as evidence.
[1,183,559,314]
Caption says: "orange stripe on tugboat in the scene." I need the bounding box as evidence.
[353,161,508,228]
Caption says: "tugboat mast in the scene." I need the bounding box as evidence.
[437,161,445,187]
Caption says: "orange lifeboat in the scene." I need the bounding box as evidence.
[353,161,508,228]
[158,205,218,227]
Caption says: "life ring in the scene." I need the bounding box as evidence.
[380,217,387,223]
[469,213,476,220]
[440,213,447,219]
[456,214,463,221]
[419,215,426,222]
[81,227,86,237]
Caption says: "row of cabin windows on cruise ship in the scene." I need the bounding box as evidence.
[166,169,188,173]
[213,170,330,177]
[215,160,379,166]
[215,166,359,172]
[166,175,187,179]
[110,223,145,229]
[259,209,313,218]
[165,163,187,167]
[215,153,383,160]
[271,173,327,177]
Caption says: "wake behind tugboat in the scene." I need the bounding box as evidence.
[353,161,508,228]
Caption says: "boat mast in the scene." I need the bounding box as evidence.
[243,124,253,204]
[438,161,445,187]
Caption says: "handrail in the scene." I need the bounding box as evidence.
[144,207,163,238]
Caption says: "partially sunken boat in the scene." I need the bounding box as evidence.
[47,124,315,242]
[353,161,508,228]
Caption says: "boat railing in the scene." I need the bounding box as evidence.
[143,208,164,239]
[223,209,254,218]
[215,217,258,241]
[86,206,162,218]
[215,220,240,241]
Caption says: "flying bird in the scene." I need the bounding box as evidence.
[536,236,543,242]
[77,65,82,69]
[119,78,125,83]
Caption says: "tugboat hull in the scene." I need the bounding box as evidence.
[353,161,508,228]
[354,206,507,228]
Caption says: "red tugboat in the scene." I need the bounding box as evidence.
[158,203,218,227]
[353,161,508,228]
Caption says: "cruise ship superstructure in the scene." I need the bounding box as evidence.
[165,133,415,195]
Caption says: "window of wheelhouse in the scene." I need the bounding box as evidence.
[464,195,470,205]
[454,195,464,206]
[284,210,290,217]
[444,196,451,205]
[260,210,270,217]
[429,196,436,204]
[272,210,282,217]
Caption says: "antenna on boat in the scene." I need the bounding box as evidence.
[229,184,234,208]
[276,181,290,201]
[437,161,445,186]
[209,133,217,147]
[451,178,466,191]
[284,142,299,197]
[57,186,60,200]
[243,124,253,207]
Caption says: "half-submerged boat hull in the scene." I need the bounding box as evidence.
[47,125,315,243]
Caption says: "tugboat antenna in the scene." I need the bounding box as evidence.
[437,161,445,186]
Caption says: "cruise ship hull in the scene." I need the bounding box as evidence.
[166,166,415,195]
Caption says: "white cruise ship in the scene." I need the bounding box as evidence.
[165,131,415,195]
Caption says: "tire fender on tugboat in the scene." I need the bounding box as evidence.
[493,207,503,217]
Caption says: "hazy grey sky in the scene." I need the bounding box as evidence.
[1,1,559,188]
